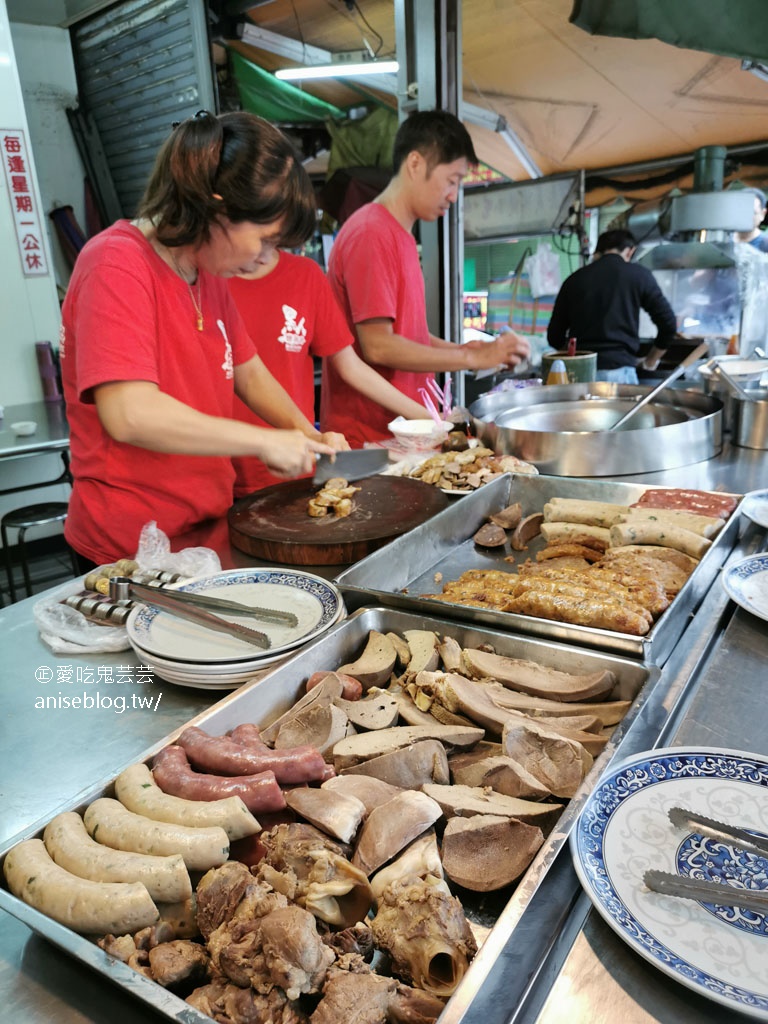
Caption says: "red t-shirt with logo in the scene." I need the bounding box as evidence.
[322,203,433,446]
[61,221,255,564]
[227,253,353,495]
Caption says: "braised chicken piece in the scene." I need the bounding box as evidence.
[260,906,336,1000]
[147,940,209,989]
[260,823,373,928]
[370,879,477,1000]
[321,921,375,961]
[310,965,446,1024]
[187,978,309,1024]
[205,875,334,998]
[100,922,207,991]
[197,860,253,940]
[98,933,138,962]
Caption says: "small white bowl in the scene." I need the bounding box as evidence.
[11,421,37,436]
[388,417,451,450]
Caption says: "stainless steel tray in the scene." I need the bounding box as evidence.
[0,606,655,1024]
[334,474,743,664]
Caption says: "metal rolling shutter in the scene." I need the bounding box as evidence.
[70,0,215,219]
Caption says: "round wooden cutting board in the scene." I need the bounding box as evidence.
[228,475,451,565]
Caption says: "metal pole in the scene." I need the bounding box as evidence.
[394,0,465,405]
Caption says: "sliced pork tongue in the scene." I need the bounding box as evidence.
[460,648,616,702]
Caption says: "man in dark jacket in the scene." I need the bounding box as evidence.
[547,229,677,383]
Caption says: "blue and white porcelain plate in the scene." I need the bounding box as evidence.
[722,554,768,623]
[127,568,343,664]
[571,747,768,1020]
[742,490,768,530]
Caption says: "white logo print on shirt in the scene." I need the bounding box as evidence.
[279,304,307,353]
[217,319,233,379]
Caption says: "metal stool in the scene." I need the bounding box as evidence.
[1,502,77,602]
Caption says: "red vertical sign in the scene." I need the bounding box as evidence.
[1,128,48,276]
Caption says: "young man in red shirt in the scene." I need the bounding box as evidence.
[323,109,530,448]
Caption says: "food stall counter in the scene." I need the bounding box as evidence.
[0,439,766,1024]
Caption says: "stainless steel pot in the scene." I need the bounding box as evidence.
[470,382,723,476]
[702,376,737,432]
[732,391,768,449]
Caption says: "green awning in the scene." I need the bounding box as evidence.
[229,51,344,123]
[570,0,768,63]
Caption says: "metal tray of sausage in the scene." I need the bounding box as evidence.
[334,474,744,665]
[0,606,655,1024]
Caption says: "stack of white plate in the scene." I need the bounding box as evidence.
[126,567,345,690]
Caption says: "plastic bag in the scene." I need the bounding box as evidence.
[524,243,562,299]
[134,521,221,579]
[33,522,221,655]
[33,577,132,655]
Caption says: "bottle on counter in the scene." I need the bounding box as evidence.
[546,358,569,386]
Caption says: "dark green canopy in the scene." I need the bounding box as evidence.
[571,0,768,63]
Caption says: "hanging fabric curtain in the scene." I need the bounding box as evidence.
[229,51,344,123]
[325,106,398,176]
[570,0,768,63]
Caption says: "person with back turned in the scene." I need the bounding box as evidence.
[547,228,677,383]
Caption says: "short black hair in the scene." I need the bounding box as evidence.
[596,229,637,254]
[392,109,478,174]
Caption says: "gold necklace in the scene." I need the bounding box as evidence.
[170,251,204,331]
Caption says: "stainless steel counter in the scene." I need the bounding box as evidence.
[0,439,766,1024]
[526,592,768,1024]
[0,399,71,497]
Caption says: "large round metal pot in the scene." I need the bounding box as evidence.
[470,382,723,477]
[732,390,768,449]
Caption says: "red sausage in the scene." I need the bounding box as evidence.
[229,724,336,781]
[152,745,286,814]
[632,488,738,519]
[306,671,363,700]
[177,726,328,784]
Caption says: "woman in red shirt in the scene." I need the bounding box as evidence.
[62,111,340,567]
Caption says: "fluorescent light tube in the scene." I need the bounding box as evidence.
[276,60,399,81]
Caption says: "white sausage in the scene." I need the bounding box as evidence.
[43,812,191,903]
[83,798,229,872]
[114,763,260,840]
[609,521,710,560]
[539,522,611,545]
[543,499,628,527]
[621,507,723,538]
[3,838,159,935]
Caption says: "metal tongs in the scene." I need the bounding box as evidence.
[109,576,298,650]
[644,806,768,913]
[711,360,756,402]
[609,342,709,431]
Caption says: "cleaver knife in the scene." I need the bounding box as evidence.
[312,448,391,487]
